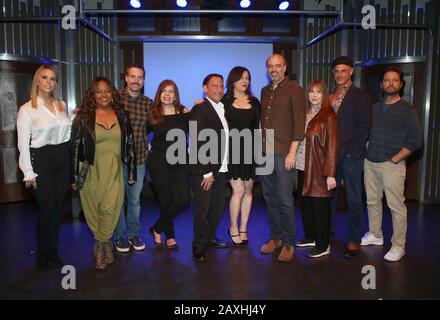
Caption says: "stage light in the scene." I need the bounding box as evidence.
[176,0,188,8]
[130,0,141,9]
[278,1,290,10]
[239,0,251,9]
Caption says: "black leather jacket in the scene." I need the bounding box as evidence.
[70,110,137,189]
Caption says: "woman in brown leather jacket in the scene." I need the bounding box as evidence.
[295,80,339,258]
[71,77,136,270]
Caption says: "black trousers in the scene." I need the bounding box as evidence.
[30,142,70,253]
[297,170,331,251]
[191,172,226,248]
[147,150,190,239]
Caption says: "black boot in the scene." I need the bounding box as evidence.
[36,250,49,272]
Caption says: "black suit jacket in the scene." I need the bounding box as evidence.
[336,85,372,163]
[189,98,228,177]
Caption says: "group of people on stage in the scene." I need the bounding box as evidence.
[16,53,422,271]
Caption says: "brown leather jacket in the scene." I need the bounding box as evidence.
[302,106,339,197]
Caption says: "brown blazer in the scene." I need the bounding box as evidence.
[302,106,339,197]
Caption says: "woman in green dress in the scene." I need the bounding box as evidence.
[71,77,136,270]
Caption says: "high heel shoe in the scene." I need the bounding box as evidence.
[228,229,243,246]
[149,227,163,247]
[239,231,248,246]
[166,239,179,251]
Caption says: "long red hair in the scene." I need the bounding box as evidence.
[306,80,332,112]
[150,80,183,125]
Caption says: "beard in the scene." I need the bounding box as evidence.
[383,87,401,96]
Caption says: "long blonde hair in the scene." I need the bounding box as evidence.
[30,64,63,111]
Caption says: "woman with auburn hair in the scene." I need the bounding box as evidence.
[17,65,71,271]
[295,80,339,258]
[147,80,190,250]
[71,77,136,270]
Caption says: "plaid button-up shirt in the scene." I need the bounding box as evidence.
[119,88,152,165]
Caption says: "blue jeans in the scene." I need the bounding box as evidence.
[260,153,296,246]
[114,163,146,239]
[330,156,364,244]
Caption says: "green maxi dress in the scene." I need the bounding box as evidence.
[80,122,124,241]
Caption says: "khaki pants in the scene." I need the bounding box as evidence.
[364,159,407,248]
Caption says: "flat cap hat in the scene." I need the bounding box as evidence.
[331,56,353,68]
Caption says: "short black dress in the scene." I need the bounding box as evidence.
[224,96,261,181]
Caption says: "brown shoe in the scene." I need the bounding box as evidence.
[278,245,294,262]
[260,239,283,254]
[344,242,360,259]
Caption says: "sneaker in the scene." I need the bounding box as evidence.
[308,246,330,258]
[277,245,294,262]
[114,237,130,253]
[260,239,283,254]
[361,232,384,246]
[384,246,405,262]
[129,235,145,251]
[295,238,316,247]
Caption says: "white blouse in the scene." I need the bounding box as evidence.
[17,97,72,181]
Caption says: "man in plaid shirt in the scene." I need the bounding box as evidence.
[114,65,152,252]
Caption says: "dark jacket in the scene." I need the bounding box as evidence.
[336,85,372,162]
[70,110,136,188]
[188,99,228,177]
[302,106,339,197]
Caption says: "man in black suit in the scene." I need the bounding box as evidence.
[329,56,372,258]
[189,74,229,262]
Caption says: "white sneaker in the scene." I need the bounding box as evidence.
[360,232,384,246]
[384,246,405,262]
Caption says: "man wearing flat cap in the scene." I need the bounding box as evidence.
[329,56,372,258]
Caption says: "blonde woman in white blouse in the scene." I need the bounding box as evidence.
[17,65,71,271]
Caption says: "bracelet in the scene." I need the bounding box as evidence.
[390,159,398,164]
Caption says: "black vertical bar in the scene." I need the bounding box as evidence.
[375,8,389,59]
[387,0,394,57]
[408,0,416,56]
[0,0,5,54]
[4,0,12,53]
[415,8,424,56]
[395,0,402,57]
[402,4,408,56]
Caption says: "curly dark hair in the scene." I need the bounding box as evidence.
[75,77,123,120]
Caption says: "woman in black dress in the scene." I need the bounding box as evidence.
[224,66,261,246]
[147,80,190,250]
